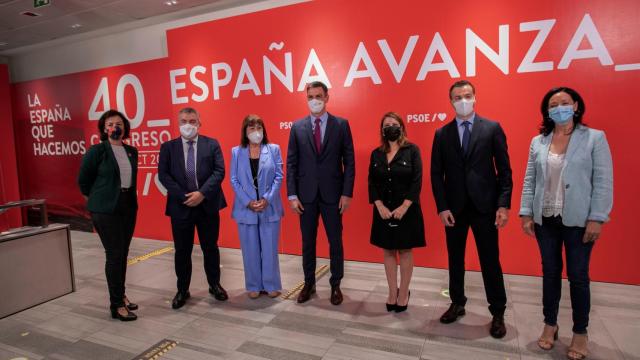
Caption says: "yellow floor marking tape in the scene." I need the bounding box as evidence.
[127,246,174,266]
[281,264,329,300]
[132,339,178,360]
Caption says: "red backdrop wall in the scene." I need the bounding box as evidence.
[10,0,640,284]
[0,63,21,231]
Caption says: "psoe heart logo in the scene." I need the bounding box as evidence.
[406,113,448,124]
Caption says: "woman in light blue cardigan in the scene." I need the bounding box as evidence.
[230,115,284,299]
[519,87,613,360]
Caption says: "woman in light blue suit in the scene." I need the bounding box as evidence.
[519,87,613,360]
[230,114,284,299]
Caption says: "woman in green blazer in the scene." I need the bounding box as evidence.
[78,109,139,321]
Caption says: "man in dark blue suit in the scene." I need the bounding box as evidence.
[286,81,356,305]
[158,107,228,309]
[430,81,513,338]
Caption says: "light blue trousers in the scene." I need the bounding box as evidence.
[237,219,282,292]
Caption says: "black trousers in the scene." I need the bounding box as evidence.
[300,194,344,287]
[445,202,507,316]
[91,191,137,309]
[171,207,221,293]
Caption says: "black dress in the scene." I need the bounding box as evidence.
[368,143,426,249]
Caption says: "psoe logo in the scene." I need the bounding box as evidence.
[406,113,447,123]
[279,121,293,130]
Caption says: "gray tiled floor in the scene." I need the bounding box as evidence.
[1,231,639,360]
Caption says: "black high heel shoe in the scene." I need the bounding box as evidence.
[386,288,399,312]
[110,306,137,321]
[395,290,410,313]
[124,296,138,311]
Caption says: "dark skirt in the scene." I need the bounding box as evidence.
[370,203,426,250]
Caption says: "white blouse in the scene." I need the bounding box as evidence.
[111,145,132,188]
[542,151,565,217]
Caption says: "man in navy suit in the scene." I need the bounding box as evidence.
[158,107,228,309]
[286,81,355,305]
[430,80,513,338]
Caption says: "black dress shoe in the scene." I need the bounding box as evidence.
[395,291,410,313]
[110,307,137,321]
[440,303,466,324]
[297,283,316,303]
[330,286,343,305]
[124,296,138,311]
[490,316,507,338]
[172,291,190,309]
[209,284,229,301]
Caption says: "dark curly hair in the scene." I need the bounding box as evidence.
[98,109,131,141]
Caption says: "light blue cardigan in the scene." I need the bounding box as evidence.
[519,125,613,227]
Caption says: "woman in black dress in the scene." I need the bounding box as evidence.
[368,112,426,313]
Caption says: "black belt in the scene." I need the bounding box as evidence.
[120,187,133,192]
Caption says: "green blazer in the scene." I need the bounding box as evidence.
[78,141,138,214]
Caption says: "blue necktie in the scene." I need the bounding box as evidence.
[461,121,471,155]
[186,141,197,191]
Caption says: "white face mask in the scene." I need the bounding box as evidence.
[453,98,475,117]
[180,123,198,139]
[308,99,325,114]
[247,130,263,145]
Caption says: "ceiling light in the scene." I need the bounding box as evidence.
[164,0,178,6]
[70,23,82,28]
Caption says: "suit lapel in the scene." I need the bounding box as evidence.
[240,146,253,185]
[303,116,317,154]
[124,145,135,169]
[321,114,337,156]
[257,144,269,178]
[564,125,587,167]
[540,132,552,180]
[445,121,463,160]
[196,136,207,182]
[175,138,187,183]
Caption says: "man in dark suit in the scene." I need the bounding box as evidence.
[286,81,355,305]
[430,80,513,338]
[158,107,228,309]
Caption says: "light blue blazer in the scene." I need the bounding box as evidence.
[519,125,613,227]
[230,143,285,224]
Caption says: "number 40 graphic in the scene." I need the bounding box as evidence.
[88,74,145,129]
[87,73,169,197]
